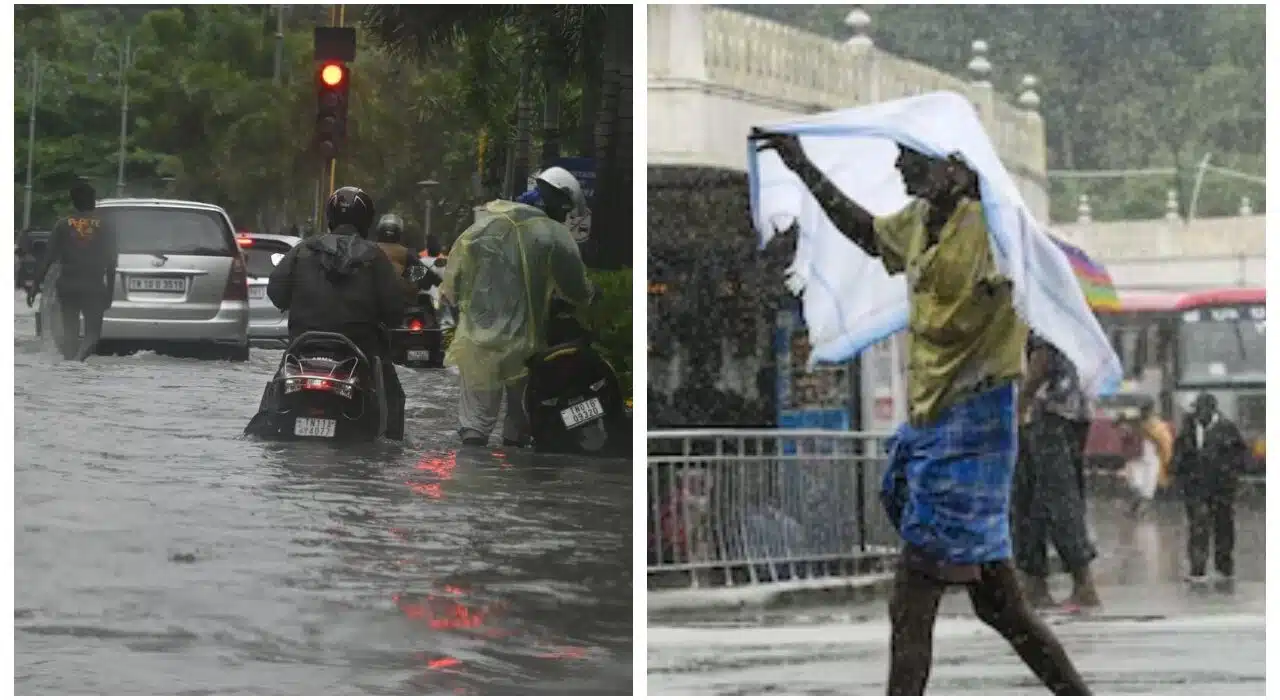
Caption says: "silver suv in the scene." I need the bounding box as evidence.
[97,199,250,361]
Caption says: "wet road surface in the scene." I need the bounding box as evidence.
[13,295,632,695]
[649,487,1265,695]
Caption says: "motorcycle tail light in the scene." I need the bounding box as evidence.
[283,375,355,398]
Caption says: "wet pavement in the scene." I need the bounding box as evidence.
[649,485,1266,695]
[13,294,632,695]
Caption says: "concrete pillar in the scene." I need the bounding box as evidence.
[966,40,996,139]
[1165,189,1180,222]
[1017,75,1040,112]
[1077,194,1092,224]
[844,7,873,48]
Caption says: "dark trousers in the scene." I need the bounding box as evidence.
[1013,414,1097,577]
[56,285,108,361]
[1186,485,1235,577]
[887,553,1091,695]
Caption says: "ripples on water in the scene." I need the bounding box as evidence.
[13,299,633,694]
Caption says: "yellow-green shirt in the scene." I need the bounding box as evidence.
[874,198,1028,425]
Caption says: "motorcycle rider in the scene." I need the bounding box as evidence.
[374,213,442,304]
[441,166,596,447]
[28,180,118,362]
[264,186,408,440]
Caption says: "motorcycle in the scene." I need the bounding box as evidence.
[389,261,445,368]
[243,331,389,441]
[523,297,631,458]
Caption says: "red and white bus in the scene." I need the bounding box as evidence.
[1086,287,1266,474]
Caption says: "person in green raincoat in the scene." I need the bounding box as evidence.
[440,166,596,447]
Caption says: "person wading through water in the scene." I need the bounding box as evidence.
[756,129,1091,695]
[28,180,118,361]
[1013,333,1102,611]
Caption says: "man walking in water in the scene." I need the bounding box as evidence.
[28,180,117,361]
[757,129,1091,695]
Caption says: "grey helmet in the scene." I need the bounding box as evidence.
[374,213,406,244]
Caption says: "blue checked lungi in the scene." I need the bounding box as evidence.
[880,382,1018,566]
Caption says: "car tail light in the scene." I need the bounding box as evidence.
[224,256,248,301]
[408,319,424,331]
[237,237,254,248]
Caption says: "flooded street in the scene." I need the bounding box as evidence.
[649,487,1266,695]
[13,295,632,695]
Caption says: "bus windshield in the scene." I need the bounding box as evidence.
[1177,304,1266,385]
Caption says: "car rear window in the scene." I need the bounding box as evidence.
[104,207,236,256]
[240,238,295,278]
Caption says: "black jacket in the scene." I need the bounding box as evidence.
[34,209,117,298]
[1170,412,1248,495]
[267,226,405,352]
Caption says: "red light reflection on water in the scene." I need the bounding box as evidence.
[406,452,458,500]
[392,588,498,631]
[427,656,462,670]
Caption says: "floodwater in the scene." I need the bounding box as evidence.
[13,295,632,695]
[649,486,1266,695]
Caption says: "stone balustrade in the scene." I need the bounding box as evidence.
[650,5,1049,220]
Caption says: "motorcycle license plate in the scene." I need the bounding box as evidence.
[407,350,431,362]
[294,417,336,438]
[561,397,605,429]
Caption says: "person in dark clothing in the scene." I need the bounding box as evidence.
[1013,334,1101,610]
[373,213,443,306]
[28,180,117,361]
[1170,393,1246,592]
[265,186,408,440]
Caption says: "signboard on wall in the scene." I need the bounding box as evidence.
[774,306,858,433]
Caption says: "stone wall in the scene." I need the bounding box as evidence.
[1055,215,1266,291]
[648,4,1050,221]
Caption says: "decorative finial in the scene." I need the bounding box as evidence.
[1018,74,1040,111]
[1164,189,1181,221]
[1077,194,1092,224]
[968,40,991,87]
[844,7,873,48]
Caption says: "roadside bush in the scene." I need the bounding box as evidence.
[581,268,633,398]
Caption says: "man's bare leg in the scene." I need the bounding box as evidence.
[886,559,948,695]
[967,561,1091,694]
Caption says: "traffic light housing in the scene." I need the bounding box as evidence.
[315,61,350,159]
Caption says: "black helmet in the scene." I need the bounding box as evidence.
[374,213,405,243]
[325,186,375,235]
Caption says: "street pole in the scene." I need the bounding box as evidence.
[23,52,41,231]
[114,35,135,198]
[418,179,439,253]
[1187,152,1213,224]
[273,5,285,86]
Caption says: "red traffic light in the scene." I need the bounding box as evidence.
[320,62,346,87]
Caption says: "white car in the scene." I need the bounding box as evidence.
[235,232,302,342]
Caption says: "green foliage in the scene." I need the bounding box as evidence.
[581,268,633,398]
[13,4,630,267]
[729,4,1265,221]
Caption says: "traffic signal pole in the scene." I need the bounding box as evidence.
[313,6,352,229]
[327,5,344,198]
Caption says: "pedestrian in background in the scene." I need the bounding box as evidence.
[1170,393,1247,592]
[1120,399,1173,517]
[1013,334,1102,611]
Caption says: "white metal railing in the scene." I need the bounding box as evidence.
[647,429,900,591]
